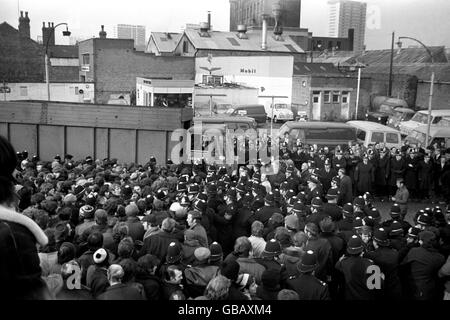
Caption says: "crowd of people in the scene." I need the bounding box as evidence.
[0,133,450,300]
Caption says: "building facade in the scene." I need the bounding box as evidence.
[78,35,194,104]
[115,24,146,51]
[328,1,366,53]
[229,0,301,31]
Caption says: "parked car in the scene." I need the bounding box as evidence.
[404,125,450,149]
[399,109,450,136]
[193,115,257,130]
[386,107,415,131]
[225,104,267,124]
[365,98,409,125]
[278,121,357,149]
[347,121,402,149]
[266,103,294,122]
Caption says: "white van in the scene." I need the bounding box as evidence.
[405,125,450,149]
[347,121,402,149]
[266,103,294,122]
[399,109,450,136]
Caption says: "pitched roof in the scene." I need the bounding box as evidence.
[182,28,304,54]
[345,47,448,65]
[362,63,450,82]
[47,45,78,58]
[150,32,182,53]
[293,62,344,76]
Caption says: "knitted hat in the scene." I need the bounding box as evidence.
[79,205,95,219]
[93,248,108,264]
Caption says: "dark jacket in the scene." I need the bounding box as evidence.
[305,237,333,281]
[126,217,145,242]
[338,175,353,205]
[139,230,180,263]
[354,162,375,195]
[0,206,51,300]
[401,246,445,300]
[375,154,390,186]
[286,273,330,300]
[322,203,342,222]
[97,283,145,300]
[364,246,402,300]
[236,257,266,284]
[389,157,406,186]
[88,266,109,298]
[335,256,377,300]
[253,205,282,226]
[55,284,93,300]
[135,274,161,300]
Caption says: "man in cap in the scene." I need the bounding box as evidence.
[400,231,445,300]
[252,192,282,226]
[125,203,145,242]
[392,178,409,217]
[319,158,337,194]
[304,222,333,283]
[286,250,330,300]
[184,247,219,298]
[335,235,378,300]
[139,217,181,263]
[323,188,342,222]
[306,176,323,205]
[334,168,350,204]
[374,147,390,201]
[404,148,419,201]
[388,150,406,197]
[364,227,402,300]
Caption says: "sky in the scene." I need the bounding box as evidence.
[1,0,449,50]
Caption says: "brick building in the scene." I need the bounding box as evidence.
[292,62,371,121]
[0,12,80,84]
[78,28,195,104]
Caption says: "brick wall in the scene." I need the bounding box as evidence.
[94,45,195,103]
[0,23,45,82]
[416,81,450,110]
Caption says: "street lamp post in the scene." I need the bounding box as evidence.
[44,23,71,101]
[397,36,434,146]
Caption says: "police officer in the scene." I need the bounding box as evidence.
[286,250,330,300]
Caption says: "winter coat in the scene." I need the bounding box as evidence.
[88,266,109,298]
[375,154,390,186]
[354,162,374,195]
[418,160,433,191]
[389,158,406,186]
[236,257,266,284]
[401,246,445,300]
[135,274,161,300]
[404,156,419,190]
[0,205,50,300]
[364,246,402,300]
[97,283,145,300]
[139,230,181,263]
[181,239,202,266]
[338,175,353,205]
[286,273,330,300]
[126,216,145,242]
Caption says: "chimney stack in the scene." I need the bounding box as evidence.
[236,25,248,39]
[18,10,30,38]
[99,25,107,38]
[207,11,211,30]
[261,14,268,50]
[42,21,55,46]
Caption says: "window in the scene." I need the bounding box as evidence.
[342,91,349,103]
[356,129,366,141]
[371,132,384,143]
[324,91,331,103]
[82,54,90,65]
[386,133,399,144]
[202,75,223,86]
[80,75,86,83]
[20,86,28,96]
[183,41,188,53]
[332,91,340,103]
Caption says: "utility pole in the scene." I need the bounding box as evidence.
[388,31,395,97]
[258,95,288,138]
